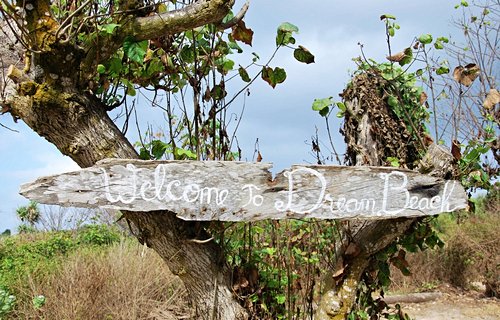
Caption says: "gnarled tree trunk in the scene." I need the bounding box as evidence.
[0,0,248,318]
[316,69,456,319]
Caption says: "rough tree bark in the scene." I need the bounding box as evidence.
[315,69,458,319]
[0,0,249,318]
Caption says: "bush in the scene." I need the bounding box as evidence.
[76,224,121,246]
[390,195,499,297]
[0,288,16,318]
[0,224,120,292]
[0,232,75,289]
[0,225,187,319]
[442,210,499,297]
[10,241,186,319]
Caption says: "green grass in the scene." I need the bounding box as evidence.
[0,224,187,319]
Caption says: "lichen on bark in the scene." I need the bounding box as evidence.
[316,259,368,320]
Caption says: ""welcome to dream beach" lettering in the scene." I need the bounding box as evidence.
[20,160,468,221]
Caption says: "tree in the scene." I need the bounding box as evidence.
[312,2,498,318]
[428,0,499,192]
[16,200,41,231]
[0,0,318,317]
[0,1,489,319]
[0,0,250,318]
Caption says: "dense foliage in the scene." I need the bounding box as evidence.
[0,0,498,319]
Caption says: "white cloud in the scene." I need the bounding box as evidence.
[3,151,79,182]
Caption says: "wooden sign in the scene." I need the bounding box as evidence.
[20,159,468,221]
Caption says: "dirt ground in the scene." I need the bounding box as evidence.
[397,290,500,320]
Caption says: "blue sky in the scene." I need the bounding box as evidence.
[0,0,462,232]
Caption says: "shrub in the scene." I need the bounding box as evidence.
[0,288,16,318]
[10,241,187,319]
[76,224,121,246]
[390,195,499,297]
[0,226,188,319]
[0,232,75,289]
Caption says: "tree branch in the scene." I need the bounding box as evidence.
[82,0,237,78]
[127,0,236,40]
[218,0,250,29]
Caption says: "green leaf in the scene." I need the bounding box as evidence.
[151,140,169,159]
[273,67,286,84]
[210,84,227,100]
[387,95,399,108]
[223,59,235,73]
[418,34,433,44]
[32,295,46,309]
[434,41,444,50]
[387,157,400,167]
[98,23,120,35]
[276,294,286,305]
[157,3,168,13]
[312,97,333,112]
[378,262,391,287]
[277,22,299,33]
[122,79,136,96]
[222,11,234,25]
[399,47,413,66]
[176,148,197,160]
[108,57,123,75]
[437,36,449,43]
[216,58,234,75]
[461,0,469,7]
[319,106,329,117]
[276,22,299,46]
[261,66,286,88]
[179,45,195,63]
[388,26,395,37]
[123,36,148,64]
[96,64,106,74]
[336,102,346,112]
[139,147,151,160]
[228,40,243,53]
[436,66,449,75]
[238,66,251,82]
[293,46,315,64]
[380,14,397,20]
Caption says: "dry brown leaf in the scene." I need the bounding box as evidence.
[419,91,428,105]
[386,51,406,62]
[451,139,461,161]
[0,104,10,114]
[483,88,500,109]
[203,87,211,102]
[332,266,345,278]
[344,242,361,257]
[453,63,480,86]
[256,151,262,162]
[423,134,434,147]
[232,276,249,291]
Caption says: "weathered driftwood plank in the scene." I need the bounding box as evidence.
[20,159,468,221]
